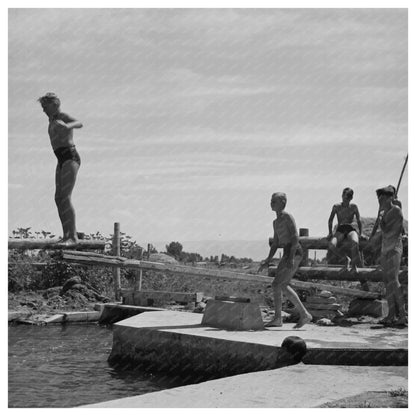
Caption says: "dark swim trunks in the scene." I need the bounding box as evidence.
[336,224,356,236]
[54,146,81,168]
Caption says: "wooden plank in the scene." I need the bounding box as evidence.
[61,250,382,299]
[61,250,270,283]
[121,289,203,305]
[8,238,106,250]
[290,280,380,299]
[303,303,341,310]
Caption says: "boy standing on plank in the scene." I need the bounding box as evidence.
[38,93,83,245]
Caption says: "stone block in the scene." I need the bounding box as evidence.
[201,299,264,331]
[348,298,388,318]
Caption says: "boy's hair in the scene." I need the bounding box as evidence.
[38,92,60,107]
[271,192,287,208]
[342,187,354,199]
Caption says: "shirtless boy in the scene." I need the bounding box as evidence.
[327,188,363,272]
[38,93,83,245]
[259,192,312,329]
[372,185,406,325]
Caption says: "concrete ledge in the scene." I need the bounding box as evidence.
[304,348,408,366]
[122,289,203,307]
[107,311,408,378]
[84,364,408,408]
[108,312,297,376]
[10,311,102,325]
[98,303,165,325]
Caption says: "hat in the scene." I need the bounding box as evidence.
[376,185,396,196]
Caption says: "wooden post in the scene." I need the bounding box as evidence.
[299,228,309,266]
[147,243,151,260]
[112,222,121,300]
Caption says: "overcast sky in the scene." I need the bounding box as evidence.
[8,8,408,247]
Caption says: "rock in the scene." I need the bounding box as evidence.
[348,298,388,318]
[61,276,82,294]
[62,289,89,306]
[43,287,63,299]
[316,318,334,326]
[319,290,333,298]
[308,308,339,320]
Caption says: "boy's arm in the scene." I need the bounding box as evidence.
[328,206,336,237]
[286,214,300,265]
[259,223,279,271]
[369,210,381,239]
[58,113,83,129]
[354,205,363,236]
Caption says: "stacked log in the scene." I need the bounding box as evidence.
[303,290,343,320]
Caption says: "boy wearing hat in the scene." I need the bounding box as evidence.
[259,192,312,329]
[371,185,407,325]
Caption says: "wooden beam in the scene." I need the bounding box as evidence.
[121,289,204,306]
[289,236,373,250]
[61,250,270,283]
[292,266,406,283]
[61,250,382,298]
[8,238,106,250]
[290,280,380,299]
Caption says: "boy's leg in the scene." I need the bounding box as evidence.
[328,233,349,268]
[280,255,312,328]
[267,260,286,326]
[348,231,369,289]
[55,165,67,239]
[59,161,79,243]
[380,253,397,323]
[389,251,407,323]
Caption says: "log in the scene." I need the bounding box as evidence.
[8,238,106,250]
[268,265,407,284]
[121,289,204,306]
[303,303,341,310]
[61,250,382,299]
[280,236,374,250]
[289,280,380,299]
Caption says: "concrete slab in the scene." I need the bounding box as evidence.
[108,311,408,374]
[201,299,264,330]
[84,364,408,408]
[111,310,407,349]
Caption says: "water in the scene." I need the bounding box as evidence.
[8,324,187,408]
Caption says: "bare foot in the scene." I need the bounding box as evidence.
[265,319,283,328]
[293,314,312,329]
[58,238,79,247]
